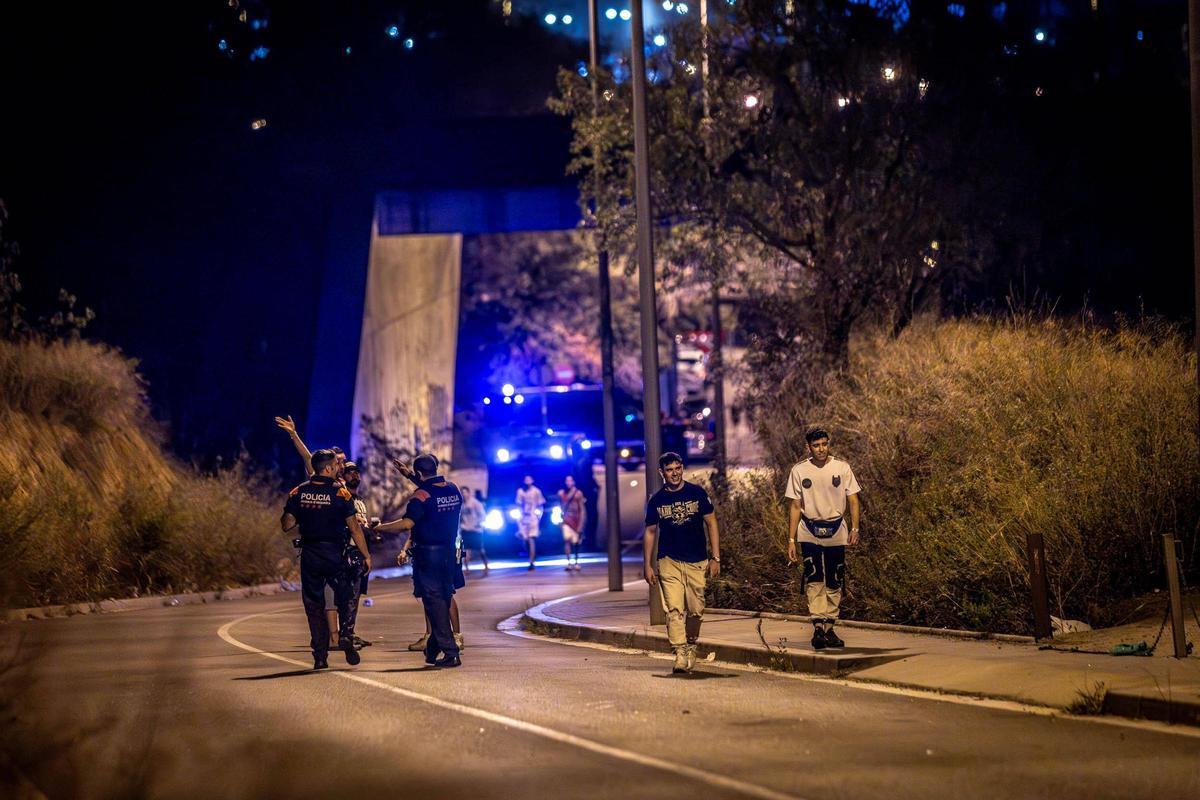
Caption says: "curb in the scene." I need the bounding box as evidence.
[3,581,295,623]
[1102,689,1200,727]
[707,607,1036,644]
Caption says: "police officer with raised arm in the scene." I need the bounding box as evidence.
[281,448,373,670]
[377,453,465,668]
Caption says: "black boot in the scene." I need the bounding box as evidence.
[811,626,828,651]
[823,626,844,648]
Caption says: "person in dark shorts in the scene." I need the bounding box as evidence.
[459,486,489,574]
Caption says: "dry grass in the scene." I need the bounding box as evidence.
[718,315,1199,633]
[0,339,290,607]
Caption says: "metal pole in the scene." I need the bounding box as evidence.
[1163,533,1189,659]
[1190,0,1200,436]
[588,0,623,592]
[710,282,727,485]
[629,0,666,625]
[1025,533,1053,641]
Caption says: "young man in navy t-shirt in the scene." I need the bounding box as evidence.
[643,452,721,674]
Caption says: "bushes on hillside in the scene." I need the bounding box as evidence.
[713,316,1199,633]
[0,338,290,608]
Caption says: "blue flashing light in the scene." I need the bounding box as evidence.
[1034,29,1046,43]
[507,508,522,521]
[249,46,270,61]
[502,383,515,397]
[217,38,228,51]
[947,3,965,18]
[580,439,592,450]
[496,448,511,463]
[624,413,636,423]
[404,38,415,49]
[482,396,491,405]
[514,394,525,404]
[386,25,400,39]
[992,2,1006,22]
[551,506,564,526]
[605,8,617,20]
[483,509,505,531]
[344,46,353,55]
[250,19,268,30]
[577,62,589,77]
[653,34,667,47]
[550,444,565,459]
[545,13,557,25]
[1136,30,1144,42]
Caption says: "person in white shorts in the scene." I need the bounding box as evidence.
[784,428,861,650]
[515,475,545,570]
[557,474,587,571]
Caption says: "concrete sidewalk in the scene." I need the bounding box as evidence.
[522,584,1200,727]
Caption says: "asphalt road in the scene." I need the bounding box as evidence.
[1,565,1197,800]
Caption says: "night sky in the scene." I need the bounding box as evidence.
[2,0,1196,469]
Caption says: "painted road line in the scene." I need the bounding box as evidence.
[218,604,809,800]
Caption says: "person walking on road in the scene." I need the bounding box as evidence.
[784,428,861,650]
[379,454,465,668]
[459,486,489,575]
[558,475,586,571]
[644,452,720,674]
[516,474,545,570]
[280,449,372,670]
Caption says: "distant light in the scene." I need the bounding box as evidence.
[653,34,667,47]
[684,62,697,75]
[630,479,639,487]
[547,428,555,435]
[743,94,759,109]
[562,14,573,24]
[551,506,564,525]
[250,19,268,30]
[580,439,592,450]
[250,118,268,130]
[677,3,690,13]
[514,394,525,404]
[882,66,896,81]
[508,508,522,521]
[1136,30,1144,42]
[1034,86,1044,97]
[577,62,589,77]
[1034,29,1046,43]
[545,13,557,24]
[483,509,505,531]
[918,78,929,99]
[624,413,636,423]
[496,448,511,463]
[947,3,965,18]
[550,444,565,459]
[249,45,270,61]
[702,407,712,418]
[218,38,229,52]
[503,396,513,405]
[404,38,414,49]
[663,1,674,9]
[620,9,632,21]
[502,383,515,397]
[837,96,849,109]
[931,240,940,251]
[605,8,618,20]
[386,25,400,38]
[344,46,353,55]
[483,396,492,405]
[619,448,632,458]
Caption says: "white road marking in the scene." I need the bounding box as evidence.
[218,602,809,800]
[510,585,1200,741]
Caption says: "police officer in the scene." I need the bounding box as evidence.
[281,448,373,670]
[382,454,464,668]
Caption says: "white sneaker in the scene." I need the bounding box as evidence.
[407,634,429,651]
[685,644,698,671]
[454,633,465,650]
[672,648,688,674]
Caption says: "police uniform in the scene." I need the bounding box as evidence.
[784,457,861,627]
[405,474,464,662]
[284,475,359,662]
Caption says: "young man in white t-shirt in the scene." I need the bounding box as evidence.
[784,428,861,650]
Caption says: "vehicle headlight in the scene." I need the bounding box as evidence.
[507,508,522,521]
[496,448,511,463]
[483,510,505,531]
[549,444,564,459]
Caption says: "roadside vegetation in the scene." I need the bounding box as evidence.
[711,315,1199,634]
[0,337,290,607]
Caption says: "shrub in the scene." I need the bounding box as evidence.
[717,316,1199,633]
[0,338,291,607]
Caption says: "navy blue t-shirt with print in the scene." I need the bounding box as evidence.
[645,481,714,563]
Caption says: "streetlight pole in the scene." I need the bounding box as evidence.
[1190,0,1200,436]
[588,0,623,592]
[629,0,666,624]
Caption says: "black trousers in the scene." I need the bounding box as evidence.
[344,567,369,634]
[300,545,355,658]
[413,546,459,658]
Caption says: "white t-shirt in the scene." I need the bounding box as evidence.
[460,496,485,531]
[516,486,545,518]
[784,457,861,546]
